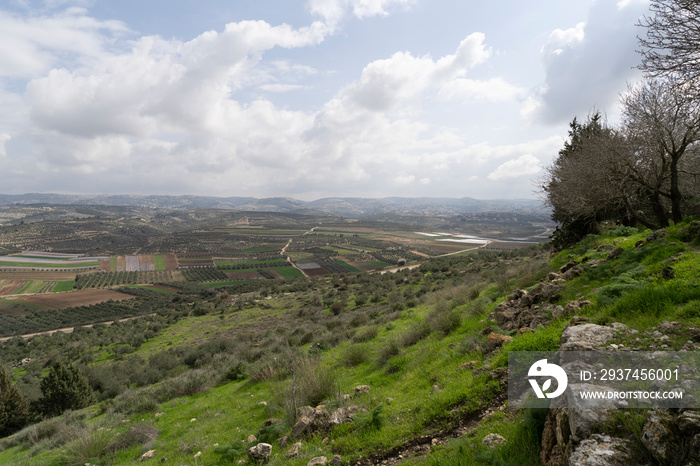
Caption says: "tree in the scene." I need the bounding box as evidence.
[0,366,29,437]
[540,113,626,244]
[37,362,95,417]
[619,78,700,225]
[637,0,700,89]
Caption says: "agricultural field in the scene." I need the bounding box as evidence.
[0,252,102,270]
[4,289,135,310]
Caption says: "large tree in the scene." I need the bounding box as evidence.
[620,78,700,224]
[37,362,95,417]
[638,0,700,89]
[0,366,29,437]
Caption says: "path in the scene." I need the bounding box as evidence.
[280,226,318,277]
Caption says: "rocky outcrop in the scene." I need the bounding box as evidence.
[291,405,362,438]
[247,443,272,463]
[541,317,700,466]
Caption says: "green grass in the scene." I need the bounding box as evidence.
[271,266,304,278]
[52,280,76,292]
[0,260,99,268]
[154,255,166,271]
[110,256,117,271]
[334,259,361,273]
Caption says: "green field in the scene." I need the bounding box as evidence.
[215,259,285,267]
[153,255,166,271]
[52,280,76,292]
[334,259,361,273]
[0,260,99,268]
[271,266,304,278]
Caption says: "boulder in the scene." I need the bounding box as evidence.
[482,433,507,449]
[247,443,272,464]
[607,247,624,260]
[285,442,302,458]
[560,324,615,351]
[568,434,650,466]
[307,457,328,466]
[641,410,674,463]
[562,266,582,281]
[354,385,370,396]
[329,455,342,465]
[486,332,513,351]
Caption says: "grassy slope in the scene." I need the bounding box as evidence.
[1,221,698,465]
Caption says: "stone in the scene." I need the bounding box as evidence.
[329,455,342,465]
[516,327,534,336]
[307,456,328,466]
[596,243,614,251]
[560,324,615,351]
[607,247,624,260]
[562,266,583,281]
[646,229,667,242]
[560,261,579,273]
[458,361,479,370]
[659,321,681,333]
[354,385,370,396]
[140,450,156,461]
[568,434,650,466]
[486,332,513,351]
[677,411,700,435]
[641,410,674,462]
[285,442,302,458]
[247,443,272,463]
[548,272,562,281]
[246,434,257,443]
[482,433,507,449]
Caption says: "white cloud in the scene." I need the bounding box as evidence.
[439,77,525,103]
[307,0,414,24]
[0,7,127,78]
[526,0,646,124]
[0,133,10,157]
[487,154,541,181]
[346,32,491,112]
[259,84,307,92]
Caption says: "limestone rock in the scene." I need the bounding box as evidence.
[329,455,342,465]
[307,456,328,466]
[482,433,507,449]
[140,450,156,462]
[560,323,615,351]
[285,442,302,458]
[486,332,513,351]
[568,434,650,466]
[247,443,272,463]
[607,247,624,260]
[354,385,370,396]
[641,410,674,462]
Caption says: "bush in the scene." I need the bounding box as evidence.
[353,326,379,343]
[401,320,431,347]
[342,344,370,367]
[377,338,401,366]
[37,362,95,417]
[427,301,461,336]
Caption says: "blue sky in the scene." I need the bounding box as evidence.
[0,0,648,200]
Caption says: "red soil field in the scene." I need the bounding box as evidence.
[163,254,178,271]
[8,289,134,309]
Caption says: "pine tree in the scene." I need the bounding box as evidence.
[0,366,29,437]
[38,362,95,417]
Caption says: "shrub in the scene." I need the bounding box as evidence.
[377,338,401,366]
[342,344,370,367]
[353,326,379,343]
[37,362,96,417]
[0,365,29,437]
[427,301,461,336]
[401,320,431,347]
[57,427,115,466]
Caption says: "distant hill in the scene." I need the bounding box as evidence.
[0,194,547,217]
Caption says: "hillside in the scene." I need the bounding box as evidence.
[0,220,698,465]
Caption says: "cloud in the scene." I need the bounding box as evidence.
[438,77,525,103]
[0,133,10,157]
[487,154,541,181]
[0,7,127,78]
[259,84,308,92]
[25,20,329,138]
[307,0,415,24]
[526,0,646,124]
[346,32,491,112]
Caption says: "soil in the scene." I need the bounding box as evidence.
[8,289,135,309]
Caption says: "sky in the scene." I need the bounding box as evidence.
[0,0,650,200]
